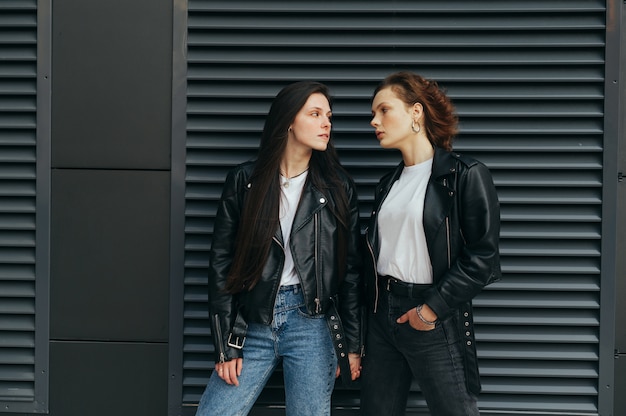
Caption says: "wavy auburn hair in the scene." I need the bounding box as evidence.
[374,71,458,151]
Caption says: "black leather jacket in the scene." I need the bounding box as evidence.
[364,147,501,394]
[208,161,362,363]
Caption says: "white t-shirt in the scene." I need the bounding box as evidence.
[278,171,308,286]
[376,159,434,284]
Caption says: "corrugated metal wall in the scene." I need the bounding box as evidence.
[177,1,613,414]
[0,0,49,413]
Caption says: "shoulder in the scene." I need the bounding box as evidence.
[450,151,479,169]
[451,152,492,181]
[226,160,256,182]
[222,160,256,197]
[229,160,255,176]
[435,147,478,169]
[436,148,489,176]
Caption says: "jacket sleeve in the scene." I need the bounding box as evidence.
[208,168,244,363]
[426,161,502,319]
[337,178,364,354]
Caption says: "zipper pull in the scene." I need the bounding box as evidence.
[315,298,322,314]
[218,352,226,364]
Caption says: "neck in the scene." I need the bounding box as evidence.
[280,153,311,178]
[281,165,309,179]
[401,135,434,166]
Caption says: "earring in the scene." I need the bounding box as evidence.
[411,120,421,133]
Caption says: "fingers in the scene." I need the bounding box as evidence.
[397,309,435,331]
[396,311,410,324]
[348,354,362,380]
[215,359,242,386]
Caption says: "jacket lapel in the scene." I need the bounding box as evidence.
[423,148,457,242]
[290,182,327,235]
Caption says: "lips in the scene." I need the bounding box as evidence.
[375,131,384,139]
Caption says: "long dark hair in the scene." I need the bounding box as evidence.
[374,71,458,151]
[225,81,351,293]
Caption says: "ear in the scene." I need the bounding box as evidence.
[412,102,424,119]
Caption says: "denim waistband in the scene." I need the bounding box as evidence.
[275,284,304,311]
[378,275,431,299]
[279,284,301,293]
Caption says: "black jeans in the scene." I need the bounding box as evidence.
[360,281,479,416]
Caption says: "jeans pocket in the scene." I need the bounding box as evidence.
[297,305,325,319]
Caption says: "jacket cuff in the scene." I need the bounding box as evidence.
[424,287,453,320]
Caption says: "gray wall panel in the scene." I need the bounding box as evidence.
[50,169,170,341]
[614,3,625,414]
[51,0,172,170]
[48,341,167,416]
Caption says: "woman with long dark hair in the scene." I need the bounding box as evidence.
[360,71,501,415]
[196,81,362,416]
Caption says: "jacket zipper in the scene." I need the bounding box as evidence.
[212,314,226,363]
[365,232,380,314]
[314,212,322,314]
[445,216,451,268]
[444,177,452,268]
[272,235,286,322]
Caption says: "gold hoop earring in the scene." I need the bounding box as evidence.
[411,120,421,133]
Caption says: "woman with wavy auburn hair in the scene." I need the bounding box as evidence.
[360,72,501,415]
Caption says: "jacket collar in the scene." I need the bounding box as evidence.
[432,147,459,181]
[292,181,327,233]
[274,181,328,244]
[382,146,456,190]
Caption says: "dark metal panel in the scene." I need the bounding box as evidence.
[616,353,626,416]
[170,0,617,414]
[48,341,168,416]
[610,6,626,416]
[50,170,170,342]
[50,0,172,170]
[168,0,189,413]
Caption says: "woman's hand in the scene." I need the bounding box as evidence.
[335,353,362,380]
[397,304,438,331]
[214,358,243,386]
[348,353,362,380]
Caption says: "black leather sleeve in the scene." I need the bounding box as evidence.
[426,160,502,319]
[207,167,246,362]
[337,176,364,354]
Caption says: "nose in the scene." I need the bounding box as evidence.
[370,116,378,128]
[322,116,331,128]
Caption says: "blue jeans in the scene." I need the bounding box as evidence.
[196,284,337,416]
[360,284,479,416]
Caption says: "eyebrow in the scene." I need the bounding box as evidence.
[371,101,389,113]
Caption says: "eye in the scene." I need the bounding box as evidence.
[311,111,320,117]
